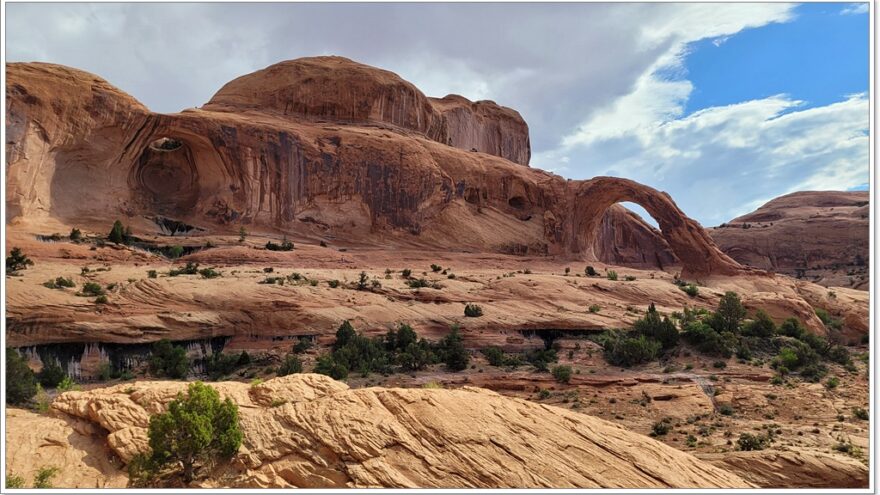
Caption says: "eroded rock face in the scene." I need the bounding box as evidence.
[36,374,751,488]
[710,191,869,290]
[6,58,741,278]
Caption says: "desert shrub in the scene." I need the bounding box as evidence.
[6,472,25,488]
[777,318,805,339]
[149,339,189,379]
[825,376,839,389]
[588,304,601,313]
[564,267,571,275]
[313,354,349,380]
[265,237,294,251]
[401,268,412,278]
[430,264,442,272]
[356,271,370,291]
[37,360,67,388]
[293,337,313,354]
[32,466,59,488]
[552,365,572,384]
[56,376,78,392]
[680,283,699,297]
[742,310,775,338]
[606,270,618,281]
[713,360,727,369]
[464,303,483,317]
[585,266,597,277]
[709,291,746,334]
[129,382,241,485]
[147,270,158,279]
[853,407,869,420]
[238,227,247,242]
[719,404,734,416]
[327,279,340,288]
[78,281,105,297]
[167,245,184,259]
[815,308,843,332]
[681,321,732,357]
[205,352,248,380]
[6,348,37,405]
[406,278,430,288]
[525,348,558,371]
[600,331,661,367]
[169,262,199,277]
[482,346,505,366]
[69,227,82,241]
[263,267,274,273]
[43,276,76,289]
[826,344,852,366]
[736,432,769,451]
[108,220,131,245]
[651,419,672,436]
[277,354,303,376]
[633,304,678,349]
[6,247,34,273]
[95,295,109,304]
[624,275,636,281]
[438,326,469,371]
[538,389,552,400]
[198,267,221,279]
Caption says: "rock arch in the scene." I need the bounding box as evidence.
[568,177,743,278]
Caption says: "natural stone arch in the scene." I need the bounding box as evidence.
[568,177,743,278]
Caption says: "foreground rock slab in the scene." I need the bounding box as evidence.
[12,374,752,489]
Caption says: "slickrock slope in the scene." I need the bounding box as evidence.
[17,374,752,489]
[699,451,868,489]
[710,191,869,290]
[6,58,742,278]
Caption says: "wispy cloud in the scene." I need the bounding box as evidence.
[840,3,869,15]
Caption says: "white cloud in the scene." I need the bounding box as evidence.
[841,3,869,15]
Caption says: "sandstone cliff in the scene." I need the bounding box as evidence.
[710,191,869,290]
[6,58,742,279]
[7,374,752,488]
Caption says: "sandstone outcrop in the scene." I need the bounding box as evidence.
[23,374,752,488]
[699,450,868,488]
[710,191,869,290]
[6,58,743,279]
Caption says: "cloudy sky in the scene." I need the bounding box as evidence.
[5,2,869,226]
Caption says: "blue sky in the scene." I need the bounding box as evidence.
[683,3,868,115]
[5,3,871,227]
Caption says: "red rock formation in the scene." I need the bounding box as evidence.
[5,58,742,279]
[593,205,678,269]
[710,191,869,289]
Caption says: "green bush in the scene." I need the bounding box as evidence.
[709,291,746,334]
[825,376,839,389]
[149,339,189,379]
[777,318,805,339]
[680,283,699,297]
[108,220,129,245]
[168,245,184,259]
[129,382,241,485]
[37,360,67,388]
[313,353,350,380]
[633,304,679,349]
[853,407,869,420]
[265,237,294,251]
[401,268,412,278]
[742,310,775,337]
[525,348,558,371]
[169,262,199,277]
[430,264,442,272]
[552,365,573,384]
[651,419,671,436]
[588,304,601,313]
[147,270,158,279]
[32,466,59,488]
[293,337,313,354]
[5,472,25,488]
[6,348,37,405]
[277,354,303,376]
[328,279,340,288]
[585,266,597,277]
[198,267,221,279]
[600,331,661,367]
[95,295,109,304]
[713,360,727,369]
[719,404,734,416]
[69,228,82,241]
[406,278,430,288]
[6,247,34,273]
[736,432,769,451]
[464,303,483,317]
[439,326,469,371]
[681,321,732,357]
[606,270,618,281]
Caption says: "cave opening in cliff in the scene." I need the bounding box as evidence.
[132,136,200,216]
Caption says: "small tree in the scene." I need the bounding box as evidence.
[711,291,746,334]
[440,326,469,371]
[742,309,775,338]
[6,348,37,405]
[334,320,356,350]
[37,359,67,388]
[277,354,303,376]
[552,365,572,384]
[238,227,247,243]
[131,382,242,485]
[149,340,189,379]
[69,228,82,241]
[108,220,126,245]
[6,247,34,273]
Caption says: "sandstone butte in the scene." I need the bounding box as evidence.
[709,191,869,291]
[7,374,755,489]
[3,56,870,489]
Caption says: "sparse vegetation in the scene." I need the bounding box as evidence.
[430,264,442,272]
[149,339,189,379]
[108,220,133,245]
[6,247,34,273]
[606,270,618,281]
[6,348,37,405]
[169,262,199,277]
[43,276,76,289]
[599,331,660,367]
[552,365,572,384]
[585,266,597,277]
[651,419,672,436]
[69,228,82,241]
[265,237,294,251]
[681,283,699,297]
[588,304,601,313]
[147,270,158,279]
[78,281,106,297]
[277,354,303,376]
[464,303,483,317]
